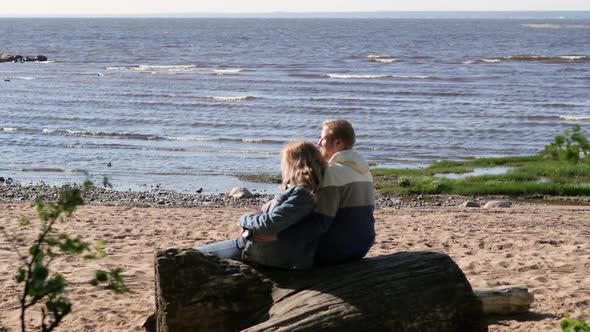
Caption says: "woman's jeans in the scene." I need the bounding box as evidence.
[197,237,246,261]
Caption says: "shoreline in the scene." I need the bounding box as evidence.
[2,181,590,209]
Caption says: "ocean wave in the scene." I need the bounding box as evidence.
[207,96,255,101]
[560,116,590,122]
[396,91,475,97]
[367,55,398,63]
[542,103,578,108]
[327,73,390,79]
[213,68,243,74]
[1,76,35,80]
[505,55,588,62]
[164,136,283,144]
[464,55,588,64]
[40,127,283,145]
[522,23,590,29]
[106,64,198,72]
[463,59,501,64]
[327,73,432,79]
[523,115,560,120]
[288,73,328,79]
[17,168,85,173]
[522,24,561,29]
[43,128,163,140]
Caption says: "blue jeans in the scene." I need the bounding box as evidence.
[197,237,246,261]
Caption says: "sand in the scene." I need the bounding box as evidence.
[0,202,588,331]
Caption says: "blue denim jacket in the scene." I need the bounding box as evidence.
[238,185,317,270]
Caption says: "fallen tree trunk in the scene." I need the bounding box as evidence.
[149,249,487,332]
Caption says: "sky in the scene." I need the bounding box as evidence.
[2,0,590,17]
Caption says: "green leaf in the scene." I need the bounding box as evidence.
[90,269,129,294]
[16,267,27,283]
[58,189,84,216]
[45,237,60,246]
[44,273,67,295]
[19,217,30,226]
[95,240,107,258]
[103,176,112,189]
[83,180,94,190]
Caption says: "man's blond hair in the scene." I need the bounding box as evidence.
[322,119,355,150]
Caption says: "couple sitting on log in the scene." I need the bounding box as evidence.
[198,119,376,269]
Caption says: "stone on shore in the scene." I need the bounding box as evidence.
[460,201,481,208]
[229,187,254,198]
[483,200,511,208]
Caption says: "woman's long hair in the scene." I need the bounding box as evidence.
[280,140,326,195]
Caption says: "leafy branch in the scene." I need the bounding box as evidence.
[3,180,129,332]
[542,125,590,163]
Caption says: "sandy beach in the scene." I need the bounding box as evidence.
[0,200,588,331]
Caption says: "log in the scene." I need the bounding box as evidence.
[474,286,534,315]
[149,249,487,332]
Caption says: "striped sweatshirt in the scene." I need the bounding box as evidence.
[278,150,375,265]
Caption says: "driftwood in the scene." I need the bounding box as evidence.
[147,249,487,332]
[474,286,534,315]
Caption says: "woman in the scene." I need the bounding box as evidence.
[198,140,326,270]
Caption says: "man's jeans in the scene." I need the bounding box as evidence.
[197,237,246,261]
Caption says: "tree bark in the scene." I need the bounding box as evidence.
[152,249,487,332]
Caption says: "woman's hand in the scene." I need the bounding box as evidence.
[260,200,272,213]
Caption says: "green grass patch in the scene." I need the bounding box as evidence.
[372,155,590,196]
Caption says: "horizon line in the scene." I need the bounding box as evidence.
[2,10,590,19]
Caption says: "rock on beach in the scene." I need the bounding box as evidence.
[0,52,48,63]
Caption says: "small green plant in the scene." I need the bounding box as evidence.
[1,180,128,332]
[561,317,589,332]
[542,125,590,163]
[397,176,411,187]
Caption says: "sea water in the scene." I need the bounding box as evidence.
[1,17,589,192]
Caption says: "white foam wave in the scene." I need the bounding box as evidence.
[207,96,254,101]
[374,58,398,63]
[213,69,243,74]
[327,74,391,79]
[327,73,431,79]
[522,24,561,29]
[2,127,17,132]
[559,55,588,60]
[163,136,218,142]
[464,58,502,64]
[106,64,198,72]
[560,116,590,122]
[367,55,398,63]
[1,76,35,80]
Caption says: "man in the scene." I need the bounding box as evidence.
[277,119,375,265]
